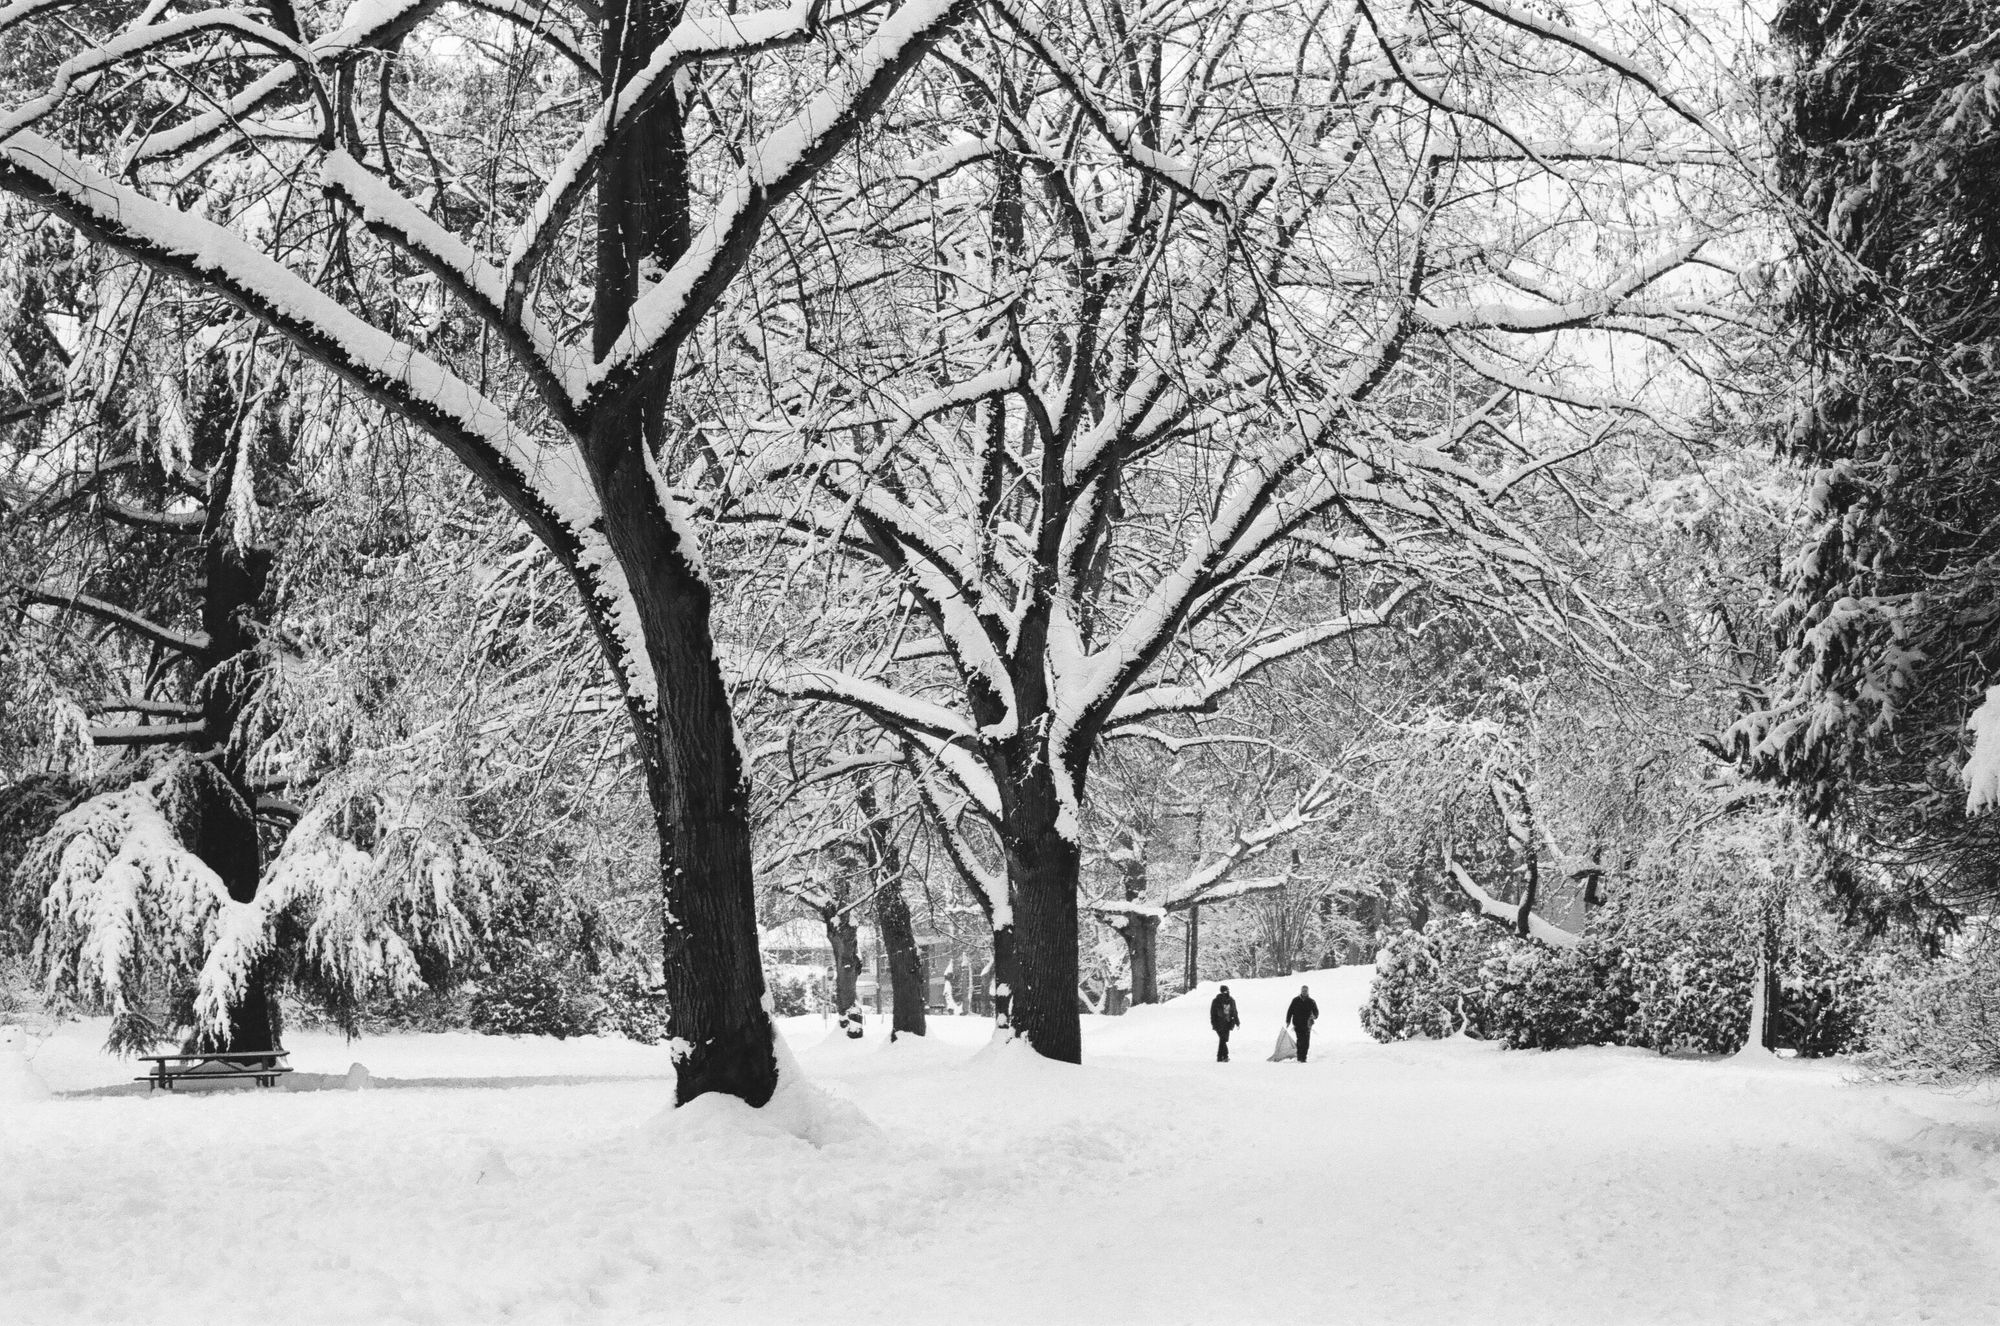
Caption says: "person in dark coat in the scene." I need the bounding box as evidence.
[1210,985,1240,1061]
[1285,985,1320,1062]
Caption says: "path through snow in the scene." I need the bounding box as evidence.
[2,966,1996,1323]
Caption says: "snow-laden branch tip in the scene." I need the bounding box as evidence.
[1963,685,2000,814]
[1453,0,1723,141]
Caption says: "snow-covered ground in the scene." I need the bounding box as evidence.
[4,966,1997,1324]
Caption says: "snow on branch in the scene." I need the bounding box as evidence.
[987,0,1228,212]
[901,730,1001,820]
[460,0,596,75]
[0,11,321,145]
[1442,853,1580,950]
[0,0,74,38]
[0,133,668,711]
[22,761,235,1051]
[1162,777,1340,912]
[589,0,976,396]
[20,586,210,657]
[1418,236,1714,335]
[0,135,596,533]
[217,779,502,1034]
[1453,0,1722,140]
[1107,587,1416,730]
[499,0,881,311]
[906,755,1006,923]
[776,666,978,744]
[320,151,586,420]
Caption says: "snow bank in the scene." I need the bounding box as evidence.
[4,978,1999,1323]
[652,1033,877,1150]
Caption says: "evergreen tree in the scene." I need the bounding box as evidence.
[1742,0,2000,927]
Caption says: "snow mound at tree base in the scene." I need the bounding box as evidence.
[650,1036,877,1150]
[963,1026,1077,1075]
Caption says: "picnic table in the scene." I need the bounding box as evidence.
[136,1051,293,1091]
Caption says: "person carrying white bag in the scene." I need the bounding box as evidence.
[1267,1022,1297,1062]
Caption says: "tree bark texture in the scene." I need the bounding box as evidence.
[859,782,926,1037]
[1120,912,1161,1006]
[826,913,862,1037]
[186,457,279,1055]
[874,880,927,1037]
[1004,814,1083,1063]
[595,0,773,1106]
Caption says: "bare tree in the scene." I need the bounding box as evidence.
[715,0,1739,1059]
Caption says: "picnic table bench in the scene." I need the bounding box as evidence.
[135,1051,293,1090]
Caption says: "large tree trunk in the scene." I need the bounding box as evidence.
[183,760,278,1055]
[593,0,773,1106]
[874,880,927,1038]
[1002,767,1084,1060]
[859,782,926,1037]
[1113,831,1159,1005]
[1121,912,1161,1005]
[826,913,863,1037]
[188,456,279,1056]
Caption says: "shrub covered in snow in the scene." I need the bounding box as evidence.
[766,964,832,1017]
[465,870,616,1039]
[1363,898,1872,1057]
[468,947,602,1038]
[1361,918,1498,1040]
[597,971,672,1044]
[1484,936,1637,1051]
[1859,936,2000,1081]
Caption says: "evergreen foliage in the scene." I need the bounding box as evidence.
[1743,0,2000,924]
[1363,894,1872,1058]
[14,761,506,1050]
[466,949,601,1040]
[1859,932,2000,1080]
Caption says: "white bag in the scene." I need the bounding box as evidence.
[1268,1026,1298,1062]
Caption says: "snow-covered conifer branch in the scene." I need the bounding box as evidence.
[20,587,210,658]
[22,762,235,1050]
